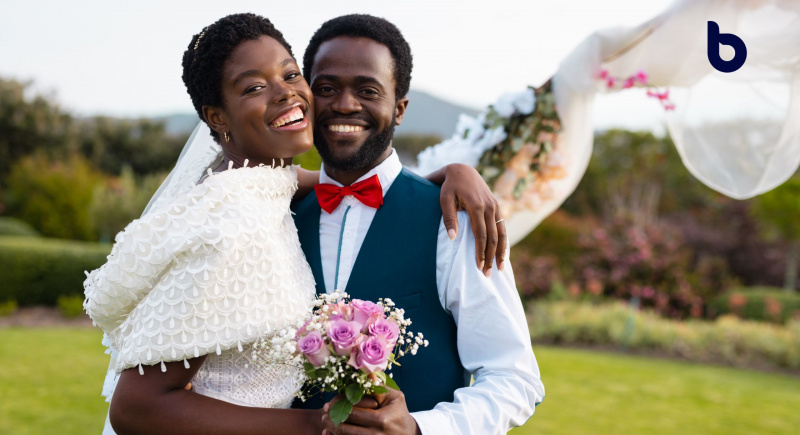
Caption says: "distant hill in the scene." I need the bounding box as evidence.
[153,89,480,139]
[153,113,201,136]
[396,89,480,138]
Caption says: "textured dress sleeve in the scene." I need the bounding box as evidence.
[84,167,314,373]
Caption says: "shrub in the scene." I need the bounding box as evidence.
[89,166,165,242]
[512,251,562,301]
[513,211,584,266]
[512,211,586,301]
[574,217,735,319]
[708,287,800,324]
[0,236,110,306]
[529,300,800,371]
[57,295,86,318]
[4,153,102,241]
[0,217,40,237]
[294,147,322,171]
[0,299,18,316]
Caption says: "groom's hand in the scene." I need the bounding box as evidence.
[322,388,421,435]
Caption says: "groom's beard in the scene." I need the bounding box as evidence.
[314,115,395,173]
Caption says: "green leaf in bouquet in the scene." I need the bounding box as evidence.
[385,375,400,391]
[513,178,528,200]
[303,362,316,376]
[330,399,354,426]
[511,136,525,152]
[485,109,502,128]
[371,385,388,395]
[345,382,364,405]
[481,166,500,180]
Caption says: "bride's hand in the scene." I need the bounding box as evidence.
[428,163,507,276]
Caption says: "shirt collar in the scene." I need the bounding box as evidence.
[319,148,402,198]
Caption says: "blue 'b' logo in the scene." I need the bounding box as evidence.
[707,21,747,73]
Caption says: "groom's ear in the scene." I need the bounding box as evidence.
[394,97,409,126]
[202,105,228,136]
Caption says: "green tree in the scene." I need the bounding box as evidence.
[752,177,800,291]
[0,78,76,180]
[79,116,186,176]
[563,129,715,223]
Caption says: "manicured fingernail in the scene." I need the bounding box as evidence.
[498,260,505,271]
[479,261,484,270]
[448,228,456,240]
[485,269,492,278]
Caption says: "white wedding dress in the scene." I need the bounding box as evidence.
[83,153,316,432]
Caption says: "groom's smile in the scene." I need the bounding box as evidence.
[309,36,408,177]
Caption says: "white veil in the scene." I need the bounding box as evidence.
[142,122,223,216]
[414,0,800,245]
[100,121,221,434]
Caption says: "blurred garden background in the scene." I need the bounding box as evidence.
[1,75,799,434]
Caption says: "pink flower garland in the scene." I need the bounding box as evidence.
[598,69,675,111]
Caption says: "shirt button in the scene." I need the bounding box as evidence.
[344,231,354,238]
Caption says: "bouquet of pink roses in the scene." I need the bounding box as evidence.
[253,290,428,425]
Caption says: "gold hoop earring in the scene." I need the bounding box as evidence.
[223,131,230,142]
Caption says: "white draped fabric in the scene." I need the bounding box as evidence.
[416,0,800,246]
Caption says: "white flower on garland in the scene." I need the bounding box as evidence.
[492,88,536,118]
[414,89,536,175]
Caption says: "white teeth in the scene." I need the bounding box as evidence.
[328,125,365,133]
[271,107,304,128]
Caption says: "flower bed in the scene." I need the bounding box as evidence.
[528,301,800,372]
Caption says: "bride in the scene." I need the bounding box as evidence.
[84,13,504,434]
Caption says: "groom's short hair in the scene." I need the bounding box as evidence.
[303,14,413,100]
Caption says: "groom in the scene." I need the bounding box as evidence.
[293,14,544,434]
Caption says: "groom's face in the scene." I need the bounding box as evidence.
[309,36,408,172]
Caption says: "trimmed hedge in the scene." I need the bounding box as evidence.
[529,300,800,371]
[0,236,110,306]
[0,217,40,238]
[708,287,800,324]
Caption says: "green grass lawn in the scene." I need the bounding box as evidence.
[515,347,800,435]
[1,328,798,434]
[0,328,109,434]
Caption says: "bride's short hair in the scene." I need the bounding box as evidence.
[181,13,293,143]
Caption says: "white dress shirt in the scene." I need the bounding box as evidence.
[318,150,545,434]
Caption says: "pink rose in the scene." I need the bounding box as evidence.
[297,330,330,367]
[327,319,362,356]
[351,299,384,329]
[327,300,353,322]
[349,335,390,373]
[368,318,400,346]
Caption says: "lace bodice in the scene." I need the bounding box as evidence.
[84,164,315,408]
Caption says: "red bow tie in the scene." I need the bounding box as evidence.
[314,174,384,214]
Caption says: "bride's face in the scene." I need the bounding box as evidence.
[206,36,314,165]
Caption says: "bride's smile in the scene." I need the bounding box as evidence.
[203,35,314,167]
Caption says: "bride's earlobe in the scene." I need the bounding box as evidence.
[202,105,228,138]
